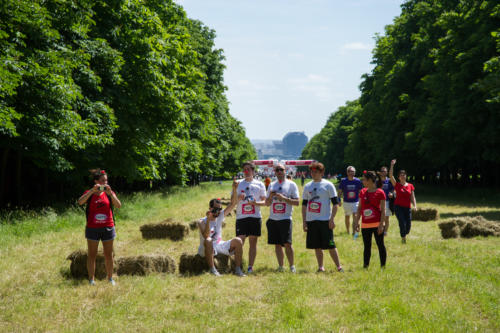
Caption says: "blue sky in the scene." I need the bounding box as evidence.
[176,0,404,141]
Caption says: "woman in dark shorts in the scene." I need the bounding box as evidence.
[78,169,121,285]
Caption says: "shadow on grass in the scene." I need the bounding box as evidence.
[439,210,500,221]
[59,267,87,285]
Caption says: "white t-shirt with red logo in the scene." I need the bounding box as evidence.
[84,190,114,228]
[266,179,299,220]
[235,179,267,219]
[302,179,338,221]
[198,210,225,256]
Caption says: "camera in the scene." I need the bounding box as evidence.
[99,185,106,191]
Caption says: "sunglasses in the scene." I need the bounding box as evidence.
[275,168,285,172]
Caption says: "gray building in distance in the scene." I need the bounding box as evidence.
[252,131,308,160]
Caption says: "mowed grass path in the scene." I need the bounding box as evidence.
[0,181,499,332]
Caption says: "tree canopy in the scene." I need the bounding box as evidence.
[0,0,255,206]
[302,0,500,186]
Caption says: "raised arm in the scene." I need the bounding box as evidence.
[224,178,239,217]
[389,159,397,187]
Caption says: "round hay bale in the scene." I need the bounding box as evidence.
[438,221,460,239]
[66,250,113,279]
[140,221,189,241]
[116,255,176,276]
[412,208,439,221]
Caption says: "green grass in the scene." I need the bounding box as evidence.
[0,181,499,332]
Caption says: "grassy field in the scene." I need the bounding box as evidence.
[0,181,499,332]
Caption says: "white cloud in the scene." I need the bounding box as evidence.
[288,74,334,102]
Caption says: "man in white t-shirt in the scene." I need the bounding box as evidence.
[198,179,245,276]
[235,161,267,274]
[302,162,344,273]
[265,164,300,273]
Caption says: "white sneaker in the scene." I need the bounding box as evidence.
[234,267,246,277]
[89,279,96,286]
[290,266,297,273]
[210,267,221,276]
[108,278,116,286]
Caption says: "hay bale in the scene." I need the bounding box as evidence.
[438,221,460,239]
[439,216,500,239]
[412,208,439,221]
[116,255,175,276]
[460,216,500,238]
[66,250,114,279]
[178,253,245,275]
[140,220,189,241]
[214,254,245,274]
[179,253,209,275]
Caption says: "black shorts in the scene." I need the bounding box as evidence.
[266,219,292,246]
[236,217,262,237]
[306,220,336,249]
[85,226,116,241]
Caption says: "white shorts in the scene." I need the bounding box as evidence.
[214,240,233,256]
[343,201,359,216]
[385,201,392,217]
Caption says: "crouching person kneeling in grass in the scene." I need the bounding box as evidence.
[198,180,245,277]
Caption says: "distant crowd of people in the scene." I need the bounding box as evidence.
[78,159,416,284]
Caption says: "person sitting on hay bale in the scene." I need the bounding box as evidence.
[198,179,245,277]
[77,169,121,286]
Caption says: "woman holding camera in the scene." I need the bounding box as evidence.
[78,169,121,285]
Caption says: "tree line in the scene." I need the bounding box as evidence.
[302,0,500,187]
[0,0,256,207]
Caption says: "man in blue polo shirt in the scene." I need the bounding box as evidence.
[338,166,363,235]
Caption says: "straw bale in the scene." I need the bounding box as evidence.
[412,208,439,221]
[140,220,189,241]
[116,255,175,276]
[438,221,460,239]
[438,216,500,239]
[179,253,209,275]
[178,253,244,275]
[66,250,114,279]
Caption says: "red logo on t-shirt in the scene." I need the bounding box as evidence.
[242,204,255,215]
[272,202,286,214]
[308,201,321,213]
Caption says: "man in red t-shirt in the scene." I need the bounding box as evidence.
[78,169,121,285]
[389,159,417,243]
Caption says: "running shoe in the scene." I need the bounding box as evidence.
[108,278,116,286]
[402,237,406,244]
[277,266,285,272]
[89,279,96,286]
[337,266,344,273]
[290,266,297,273]
[210,267,221,277]
[247,266,254,274]
[234,267,246,277]
[316,267,325,273]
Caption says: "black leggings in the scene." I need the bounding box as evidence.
[362,227,386,267]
